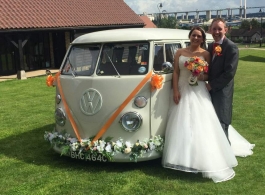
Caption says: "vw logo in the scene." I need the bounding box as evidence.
[80,88,102,115]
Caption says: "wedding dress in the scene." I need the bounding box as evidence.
[162,55,255,183]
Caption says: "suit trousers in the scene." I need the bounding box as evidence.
[220,122,230,144]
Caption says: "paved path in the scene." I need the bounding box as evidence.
[0,69,59,82]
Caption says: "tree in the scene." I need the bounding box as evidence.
[262,21,265,29]
[240,20,250,29]
[250,18,260,29]
[157,16,177,29]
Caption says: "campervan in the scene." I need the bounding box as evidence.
[45,28,213,162]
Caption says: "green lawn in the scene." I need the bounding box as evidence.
[0,49,264,195]
[236,42,265,48]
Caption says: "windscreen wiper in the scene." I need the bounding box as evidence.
[104,51,121,78]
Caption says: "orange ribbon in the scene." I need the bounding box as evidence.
[54,71,153,145]
[46,75,54,87]
[56,72,82,142]
[150,74,164,91]
[91,71,153,144]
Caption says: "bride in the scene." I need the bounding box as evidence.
[162,26,254,183]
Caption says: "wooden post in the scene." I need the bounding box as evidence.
[17,34,26,79]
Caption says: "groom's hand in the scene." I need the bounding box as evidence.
[206,83,212,91]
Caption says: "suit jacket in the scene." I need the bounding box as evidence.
[207,37,239,125]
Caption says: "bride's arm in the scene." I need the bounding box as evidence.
[173,51,181,104]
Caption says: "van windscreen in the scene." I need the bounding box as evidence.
[61,45,100,76]
[97,42,149,76]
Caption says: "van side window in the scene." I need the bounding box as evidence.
[97,42,149,76]
[61,45,100,76]
[185,42,190,47]
[153,43,181,71]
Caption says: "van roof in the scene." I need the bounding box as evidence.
[72,28,213,44]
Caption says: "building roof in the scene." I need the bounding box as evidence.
[230,29,248,36]
[230,28,265,37]
[139,16,157,28]
[0,0,144,31]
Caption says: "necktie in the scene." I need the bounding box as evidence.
[213,43,219,55]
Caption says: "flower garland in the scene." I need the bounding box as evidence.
[44,131,164,162]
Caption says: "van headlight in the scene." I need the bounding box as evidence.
[134,96,147,108]
[56,94,61,104]
[119,112,142,132]
[55,108,66,126]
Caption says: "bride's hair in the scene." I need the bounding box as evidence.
[188,26,206,48]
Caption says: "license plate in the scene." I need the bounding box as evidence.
[70,151,108,162]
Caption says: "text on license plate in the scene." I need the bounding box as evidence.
[70,151,108,162]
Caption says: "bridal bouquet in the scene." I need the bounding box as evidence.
[184,56,208,86]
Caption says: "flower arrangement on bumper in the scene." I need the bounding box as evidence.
[44,131,164,162]
[184,56,208,86]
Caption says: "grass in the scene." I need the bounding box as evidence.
[236,42,265,48]
[0,49,264,195]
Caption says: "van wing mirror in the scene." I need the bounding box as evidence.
[162,62,173,73]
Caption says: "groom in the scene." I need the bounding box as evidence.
[206,18,239,142]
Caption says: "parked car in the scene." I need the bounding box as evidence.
[44,28,213,162]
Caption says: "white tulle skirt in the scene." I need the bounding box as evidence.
[229,125,255,157]
[162,80,255,183]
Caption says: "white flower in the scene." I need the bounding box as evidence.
[70,142,79,151]
[143,144,148,149]
[139,141,147,147]
[44,132,51,141]
[125,141,132,148]
[153,136,162,146]
[100,140,106,147]
[97,140,106,153]
[124,147,131,154]
[97,146,104,153]
[105,143,113,153]
[149,142,156,150]
[93,140,99,146]
[80,139,90,147]
[48,133,56,142]
[116,140,123,148]
[69,138,77,143]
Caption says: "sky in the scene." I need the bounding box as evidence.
[124,0,264,15]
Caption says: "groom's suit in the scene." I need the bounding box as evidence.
[208,37,239,138]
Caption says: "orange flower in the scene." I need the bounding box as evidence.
[187,63,193,70]
[197,65,204,72]
[203,66,209,73]
[214,45,222,56]
[150,74,164,91]
[197,59,204,64]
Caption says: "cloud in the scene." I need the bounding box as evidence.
[124,0,263,14]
